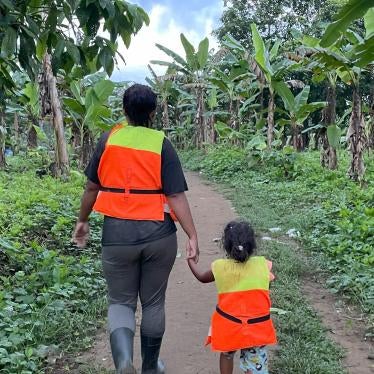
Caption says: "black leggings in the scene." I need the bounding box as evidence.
[102,233,177,337]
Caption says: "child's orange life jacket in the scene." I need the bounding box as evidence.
[93,123,175,221]
[207,256,277,352]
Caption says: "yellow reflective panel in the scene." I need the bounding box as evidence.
[108,125,164,154]
[213,257,269,293]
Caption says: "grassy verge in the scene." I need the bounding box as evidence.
[0,156,106,373]
[180,146,374,373]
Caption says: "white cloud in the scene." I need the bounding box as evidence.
[112,4,221,82]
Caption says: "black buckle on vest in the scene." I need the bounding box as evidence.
[216,306,270,325]
[100,187,163,194]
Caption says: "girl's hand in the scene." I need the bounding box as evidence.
[72,221,90,248]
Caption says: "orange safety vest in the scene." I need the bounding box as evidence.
[93,123,174,221]
[207,256,277,352]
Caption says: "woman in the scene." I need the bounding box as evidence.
[73,84,199,374]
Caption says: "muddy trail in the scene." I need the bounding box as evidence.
[77,172,373,374]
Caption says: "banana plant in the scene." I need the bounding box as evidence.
[321,0,374,47]
[210,59,255,131]
[224,26,299,149]
[63,77,115,168]
[299,34,341,170]
[19,82,42,149]
[151,34,210,147]
[274,83,327,151]
[309,8,374,180]
[250,24,307,149]
[146,64,175,129]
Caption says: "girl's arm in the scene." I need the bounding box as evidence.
[187,258,215,283]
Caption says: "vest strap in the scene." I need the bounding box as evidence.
[100,187,163,194]
[216,306,270,325]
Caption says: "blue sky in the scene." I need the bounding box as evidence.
[111,0,223,82]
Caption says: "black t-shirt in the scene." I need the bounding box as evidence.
[85,131,187,246]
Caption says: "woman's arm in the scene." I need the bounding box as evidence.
[187,258,215,283]
[78,180,100,222]
[72,180,100,248]
[167,192,199,263]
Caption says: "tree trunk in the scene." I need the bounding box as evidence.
[347,86,366,181]
[13,113,19,154]
[369,80,374,149]
[27,124,37,149]
[0,144,5,168]
[80,130,94,169]
[267,91,275,149]
[259,86,264,111]
[162,99,169,129]
[321,82,337,169]
[71,124,81,151]
[195,88,205,148]
[206,115,216,144]
[0,111,6,169]
[320,129,329,167]
[229,98,234,128]
[42,54,69,178]
[292,121,303,151]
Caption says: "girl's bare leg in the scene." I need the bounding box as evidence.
[220,352,234,374]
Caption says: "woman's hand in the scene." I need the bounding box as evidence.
[72,221,90,248]
[186,236,199,263]
[166,192,199,262]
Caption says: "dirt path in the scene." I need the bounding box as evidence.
[80,172,240,373]
[78,172,373,373]
[302,278,374,374]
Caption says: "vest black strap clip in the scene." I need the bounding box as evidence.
[216,306,270,325]
[100,187,163,195]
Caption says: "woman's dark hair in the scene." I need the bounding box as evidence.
[222,220,256,263]
[122,84,157,126]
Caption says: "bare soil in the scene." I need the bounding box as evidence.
[75,172,373,373]
[302,278,373,374]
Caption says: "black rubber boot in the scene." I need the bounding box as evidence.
[141,335,165,374]
[110,327,136,374]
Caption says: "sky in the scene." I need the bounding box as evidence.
[111,0,224,83]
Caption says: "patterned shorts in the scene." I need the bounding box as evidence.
[223,346,268,374]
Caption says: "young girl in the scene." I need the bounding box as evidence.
[188,220,277,374]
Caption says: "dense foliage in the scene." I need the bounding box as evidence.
[148,0,373,182]
[214,0,344,46]
[0,156,105,373]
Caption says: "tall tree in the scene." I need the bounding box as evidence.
[0,0,149,176]
[214,0,344,47]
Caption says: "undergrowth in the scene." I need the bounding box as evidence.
[0,156,106,373]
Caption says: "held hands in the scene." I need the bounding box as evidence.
[72,221,90,248]
[186,236,199,264]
